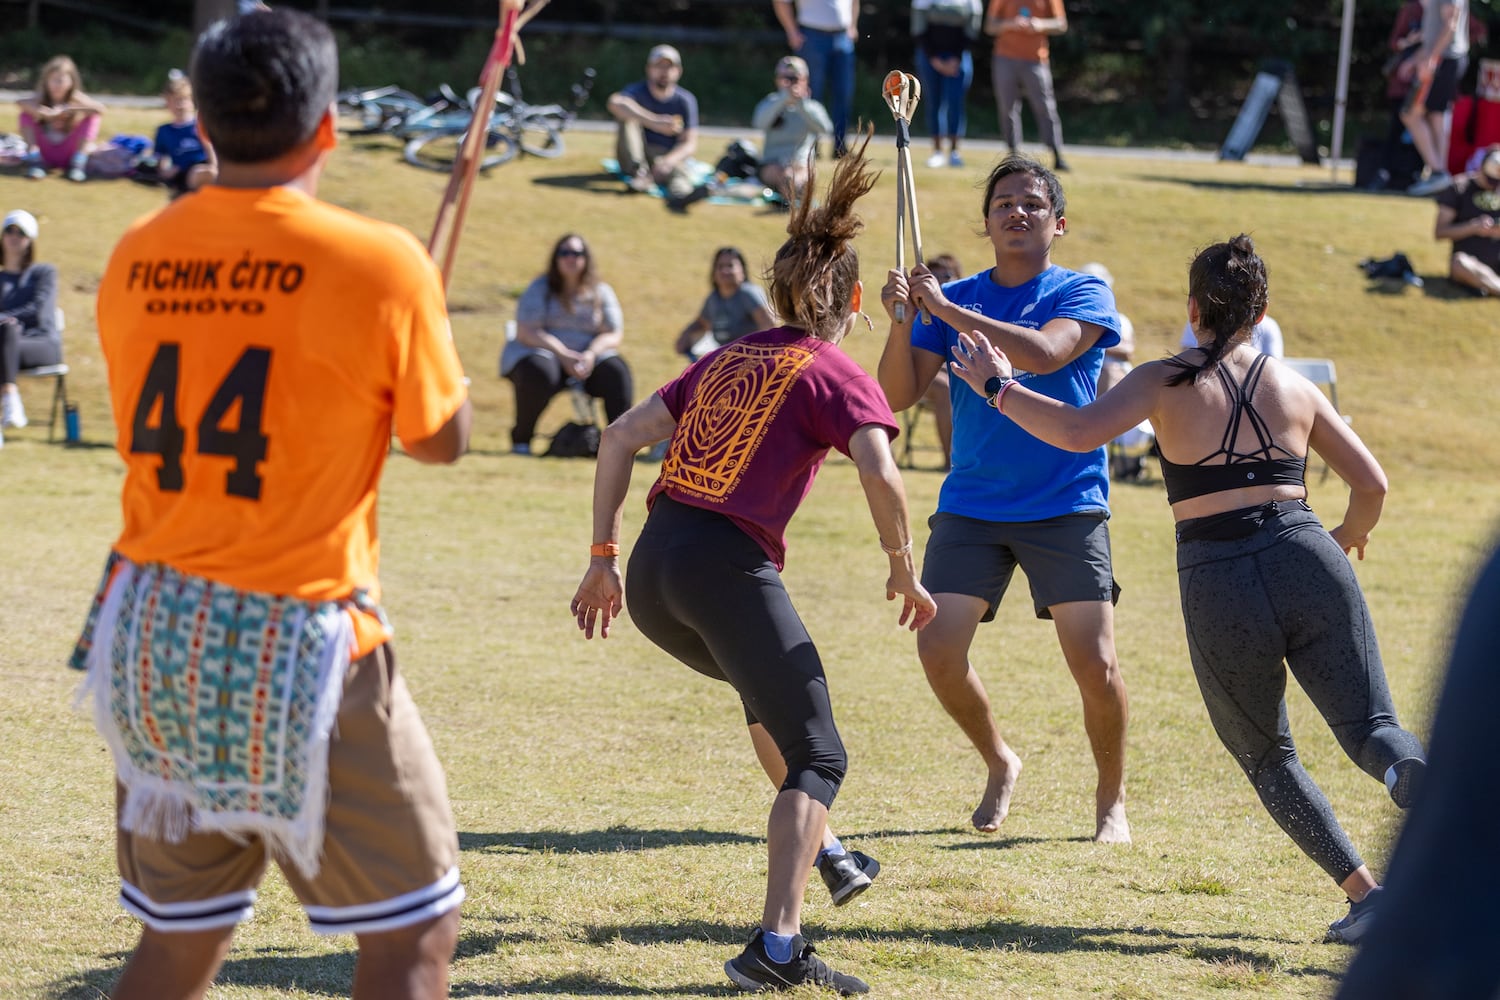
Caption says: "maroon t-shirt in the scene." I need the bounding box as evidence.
[648,326,898,568]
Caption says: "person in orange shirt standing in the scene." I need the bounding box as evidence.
[985,0,1070,171]
[72,9,472,999]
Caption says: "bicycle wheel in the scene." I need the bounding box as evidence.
[514,113,567,159]
[404,128,516,172]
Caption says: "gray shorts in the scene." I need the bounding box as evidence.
[922,511,1120,622]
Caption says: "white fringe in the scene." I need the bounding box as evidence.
[76,560,356,881]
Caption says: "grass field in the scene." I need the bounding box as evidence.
[1,110,1498,999]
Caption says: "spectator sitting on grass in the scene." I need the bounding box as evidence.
[606,45,711,213]
[0,208,61,440]
[17,55,105,183]
[149,71,215,196]
[1434,147,1500,296]
[752,56,832,206]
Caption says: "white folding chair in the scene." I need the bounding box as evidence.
[18,306,69,441]
[1282,356,1350,481]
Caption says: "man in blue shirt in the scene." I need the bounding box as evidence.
[878,154,1132,844]
[606,45,709,212]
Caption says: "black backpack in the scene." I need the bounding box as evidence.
[545,421,600,458]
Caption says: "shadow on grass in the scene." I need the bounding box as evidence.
[454,973,737,997]
[460,826,762,854]
[1361,275,1484,300]
[1132,173,1367,196]
[944,834,1095,850]
[531,171,642,197]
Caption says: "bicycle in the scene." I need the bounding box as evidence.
[402,67,595,173]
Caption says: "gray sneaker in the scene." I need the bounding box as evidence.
[1325,885,1382,944]
[725,928,869,995]
[1407,171,1453,196]
[816,849,879,906]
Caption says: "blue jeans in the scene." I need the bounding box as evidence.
[798,27,854,153]
[916,48,972,141]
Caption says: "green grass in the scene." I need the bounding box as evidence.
[1,111,1498,999]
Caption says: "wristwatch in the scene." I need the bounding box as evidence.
[984,374,1013,409]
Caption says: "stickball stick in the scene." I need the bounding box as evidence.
[882,71,927,323]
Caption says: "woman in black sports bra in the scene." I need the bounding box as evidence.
[945,233,1426,947]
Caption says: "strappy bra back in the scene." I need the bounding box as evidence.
[1159,352,1307,504]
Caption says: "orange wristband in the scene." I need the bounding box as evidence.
[590,542,620,557]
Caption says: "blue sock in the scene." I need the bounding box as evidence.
[761,929,797,964]
[815,837,844,864]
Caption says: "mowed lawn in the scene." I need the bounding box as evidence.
[1,108,1497,999]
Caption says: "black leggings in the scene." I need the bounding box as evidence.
[625,496,847,809]
[1177,502,1424,884]
[506,352,632,448]
[0,319,61,384]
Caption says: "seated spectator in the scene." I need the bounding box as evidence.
[606,45,710,213]
[503,234,633,455]
[0,209,61,441]
[17,55,105,183]
[916,252,962,468]
[1081,262,1153,480]
[673,246,775,359]
[149,71,215,196]
[1435,147,1500,296]
[751,56,832,205]
[1179,313,1283,357]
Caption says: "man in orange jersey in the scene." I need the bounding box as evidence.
[985,0,1069,171]
[72,9,472,999]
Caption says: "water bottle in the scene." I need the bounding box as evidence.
[64,402,80,444]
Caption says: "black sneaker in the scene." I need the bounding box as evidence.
[725,928,869,995]
[667,183,712,212]
[817,849,879,906]
[1325,886,1381,944]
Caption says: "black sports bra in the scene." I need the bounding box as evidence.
[1158,353,1307,504]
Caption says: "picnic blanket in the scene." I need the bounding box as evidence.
[601,157,782,207]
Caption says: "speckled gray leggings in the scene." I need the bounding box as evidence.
[1176,502,1425,884]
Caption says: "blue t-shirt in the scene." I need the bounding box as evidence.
[153,120,207,169]
[912,264,1121,521]
[619,81,699,153]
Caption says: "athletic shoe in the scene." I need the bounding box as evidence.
[949,151,964,168]
[25,165,45,180]
[1385,756,1426,809]
[1407,171,1452,196]
[1,390,27,430]
[725,928,869,995]
[1325,886,1382,944]
[667,183,712,212]
[66,166,86,183]
[925,151,946,169]
[511,442,531,456]
[1053,154,1071,172]
[817,849,879,906]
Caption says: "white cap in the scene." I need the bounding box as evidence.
[1482,149,1500,182]
[647,44,681,67]
[1079,261,1114,288]
[2,209,38,239]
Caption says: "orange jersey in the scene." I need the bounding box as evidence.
[96,185,467,650]
[988,0,1063,62]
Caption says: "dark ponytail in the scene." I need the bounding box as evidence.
[1166,234,1268,387]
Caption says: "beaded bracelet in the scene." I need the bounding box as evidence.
[880,538,913,556]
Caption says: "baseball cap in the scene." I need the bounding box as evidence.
[1482,149,1500,182]
[647,44,681,67]
[776,56,809,79]
[2,209,38,239]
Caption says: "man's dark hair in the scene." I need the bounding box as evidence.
[190,8,338,165]
[980,154,1066,221]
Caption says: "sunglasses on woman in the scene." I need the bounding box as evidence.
[556,248,587,258]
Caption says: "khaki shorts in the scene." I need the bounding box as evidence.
[116,643,464,935]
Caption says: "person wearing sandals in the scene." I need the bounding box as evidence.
[571,132,935,995]
[945,233,1427,945]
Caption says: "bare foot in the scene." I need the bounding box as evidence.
[972,748,1023,832]
[1095,799,1130,844]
